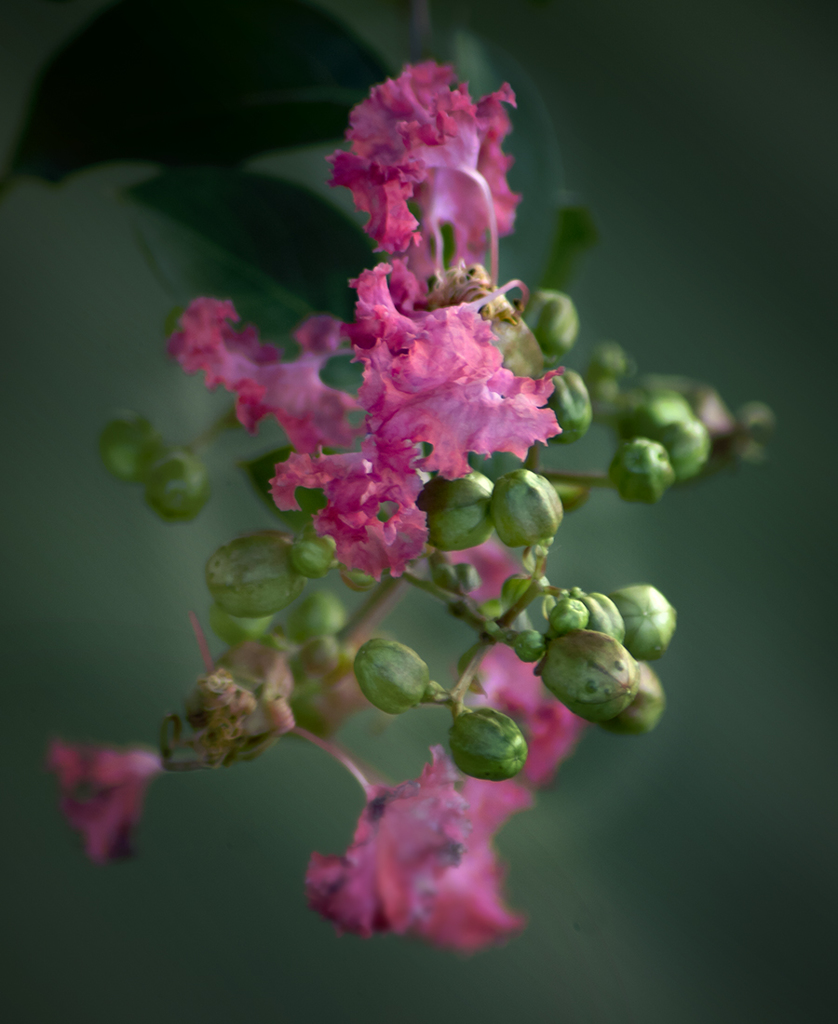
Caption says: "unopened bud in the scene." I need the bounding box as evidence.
[448,707,528,780]
[570,588,625,643]
[287,591,346,642]
[550,481,590,513]
[540,630,639,722]
[658,418,710,480]
[206,531,305,618]
[501,574,533,612]
[145,448,210,521]
[290,533,336,579]
[454,562,482,594]
[353,638,429,714]
[529,290,580,362]
[600,662,666,734]
[609,438,675,503]
[417,472,495,551]
[618,390,695,439]
[209,603,273,647]
[299,635,341,677]
[339,566,377,591]
[548,596,589,636]
[586,341,631,401]
[99,412,164,482]
[513,629,547,663]
[549,370,592,445]
[608,584,676,661]
[491,469,563,547]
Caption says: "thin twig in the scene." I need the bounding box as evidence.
[292,727,372,794]
[188,611,215,673]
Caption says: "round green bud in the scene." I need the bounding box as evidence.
[550,482,590,514]
[99,413,164,482]
[145,448,210,521]
[353,638,429,714]
[454,562,482,594]
[448,707,528,781]
[299,635,341,677]
[491,469,563,547]
[287,591,347,642]
[658,418,711,481]
[608,584,676,661]
[208,603,273,647]
[600,662,666,734]
[530,290,579,362]
[540,630,639,722]
[417,472,495,551]
[206,531,305,618]
[430,562,459,591]
[549,371,592,445]
[548,597,589,636]
[570,589,625,643]
[339,567,377,592]
[738,401,776,446]
[586,341,631,401]
[618,390,695,440]
[290,533,336,579]
[513,629,546,663]
[609,438,675,503]
[501,574,532,612]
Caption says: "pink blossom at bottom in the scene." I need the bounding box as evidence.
[47,740,162,865]
[476,644,588,787]
[413,777,532,953]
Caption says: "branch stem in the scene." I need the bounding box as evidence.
[541,470,613,488]
[187,405,241,454]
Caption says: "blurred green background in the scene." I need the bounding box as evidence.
[1,0,835,1021]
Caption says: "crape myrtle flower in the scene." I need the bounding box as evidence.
[305,746,529,951]
[474,643,588,787]
[271,262,559,579]
[47,739,162,864]
[168,299,360,454]
[329,61,520,280]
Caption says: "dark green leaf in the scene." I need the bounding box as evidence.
[126,167,373,338]
[10,0,387,182]
[540,206,599,291]
[240,446,325,531]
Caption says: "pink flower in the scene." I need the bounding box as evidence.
[47,740,162,864]
[329,61,520,277]
[305,746,469,938]
[168,299,360,454]
[271,264,558,578]
[476,644,587,787]
[413,777,532,953]
[450,537,521,603]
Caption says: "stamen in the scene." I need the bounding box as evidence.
[464,168,499,284]
[463,278,530,314]
[188,611,215,674]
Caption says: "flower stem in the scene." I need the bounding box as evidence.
[402,571,489,633]
[187,405,241,454]
[541,470,614,488]
[291,727,372,794]
[339,575,407,648]
[450,639,493,709]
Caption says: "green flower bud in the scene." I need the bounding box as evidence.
[513,630,546,663]
[454,562,482,594]
[586,341,631,401]
[353,638,429,714]
[99,412,164,482]
[540,630,639,722]
[548,596,589,636]
[600,662,666,734]
[609,438,675,503]
[448,707,528,781]
[417,472,495,551]
[501,574,532,611]
[430,562,459,591]
[339,567,377,591]
[570,589,625,642]
[145,448,210,521]
[287,591,347,642]
[529,290,579,362]
[618,390,695,440]
[290,533,336,579]
[206,531,305,618]
[549,371,592,445]
[491,469,563,547]
[479,598,503,620]
[550,482,590,513]
[658,418,711,481]
[608,584,676,661]
[299,635,341,677]
[738,401,776,447]
[489,314,544,378]
[208,603,273,647]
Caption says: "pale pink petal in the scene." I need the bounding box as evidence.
[47,739,162,865]
[305,747,469,938]
[168,299,360,453]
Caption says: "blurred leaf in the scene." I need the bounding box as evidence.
[10,0,387,182]
[240,446,325,531]
[126,167,373,339]
[540,206,599,290]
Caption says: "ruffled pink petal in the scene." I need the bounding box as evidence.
[47,740,162,865]
[413,778,531,953]
[305,747,469,938]
[476,644,587,787]
[168,299,360,453]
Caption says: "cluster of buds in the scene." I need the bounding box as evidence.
[51,59,772,955]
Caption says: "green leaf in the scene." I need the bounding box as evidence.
[126,167,373,339]
[540,206,599,291]
[240,446,326,531]
[10,0,387,183]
